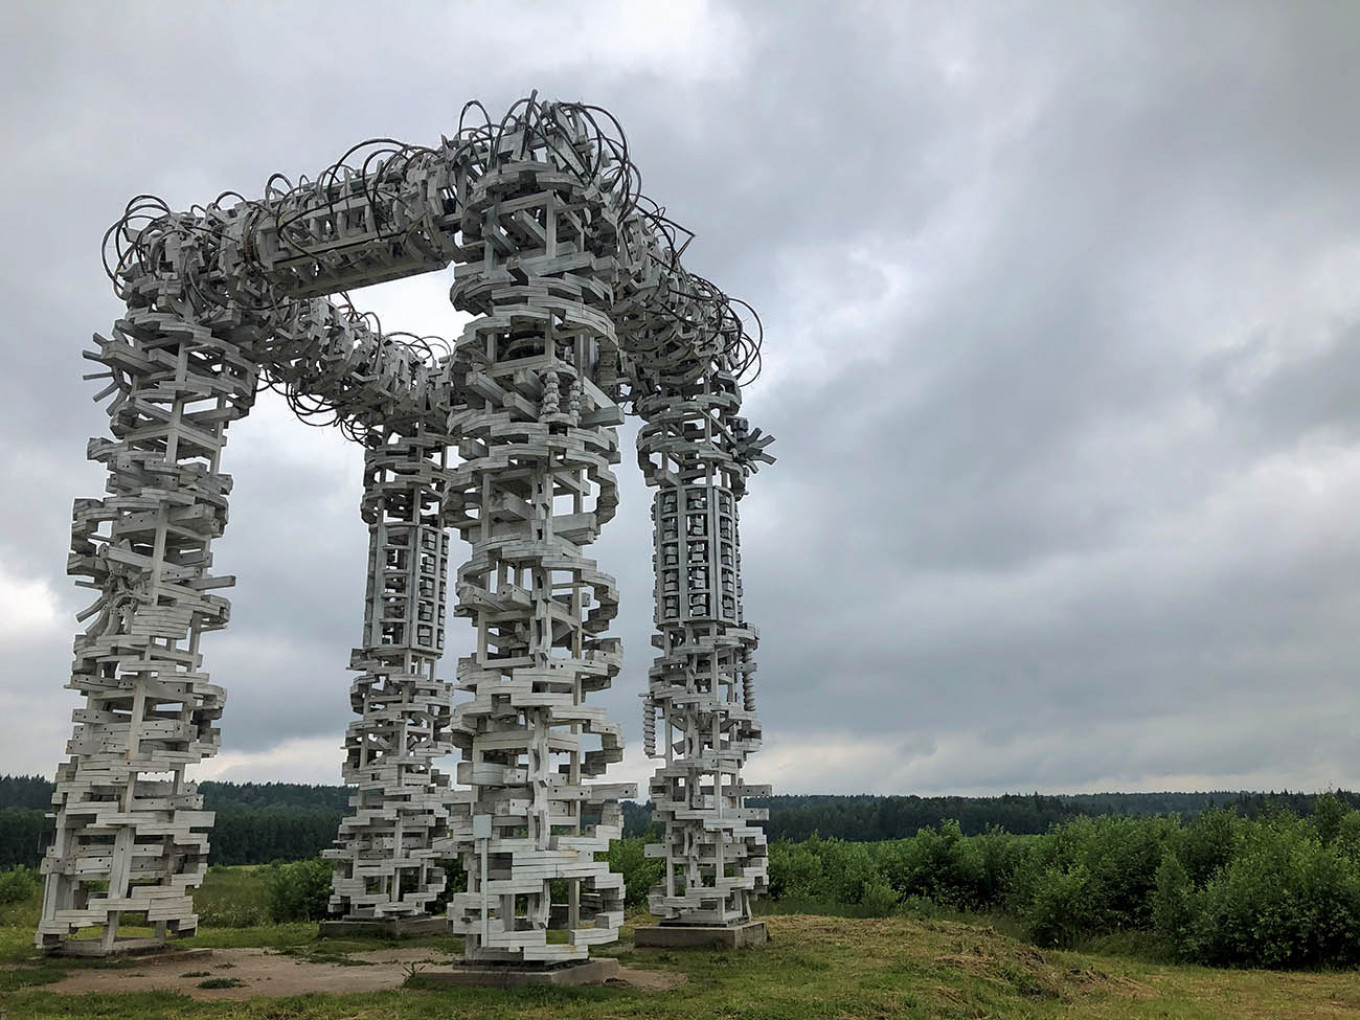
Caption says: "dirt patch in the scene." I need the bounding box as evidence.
[41,947,682,1000]
[610,967,687,991]
[47,946,453,1000]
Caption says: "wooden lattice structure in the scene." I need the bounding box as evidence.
[37,96,773,964]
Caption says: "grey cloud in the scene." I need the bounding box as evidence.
[2,1,1359,796]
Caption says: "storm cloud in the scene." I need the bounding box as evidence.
[2,0,1358,796]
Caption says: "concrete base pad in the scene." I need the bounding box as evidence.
[318,916,450,939]
[634,921,768,949]
[416,957,621,987]
[49,942,213,962]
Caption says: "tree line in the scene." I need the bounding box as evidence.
[0,777,349,868]
[3,774,1357,869]
[628,790,1316,843]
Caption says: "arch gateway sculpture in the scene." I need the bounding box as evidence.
[36,96,775,965]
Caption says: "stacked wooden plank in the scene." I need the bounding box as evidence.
[325,427,455,920]
[436,112,639,964]
[40,96,772,964]
[638,365,775,926]
[38,302,257,953]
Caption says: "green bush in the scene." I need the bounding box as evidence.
[602,837,663,908]
[1335,810,1360,863]
[1173,806,1239,887]
[1312,792,1349,845]
[878,822,1023,911]
[0,864,38,905]
[1025,864,1098,948]
[859,880,900,917]
[881,823,970,908]
[1187,824,1360,968]
[768,839,824,899]
[768,835,877,905]
[758,798,1360,969]
[973,828,1027,909]
[1085,815,1177,929]
[264,858,334,922]
[1008,815,1178,936]
[1150,853,1195,956]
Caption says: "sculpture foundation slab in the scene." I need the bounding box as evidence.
[49,943,215,963]
[417,958,621,988]
[317,917,450,940]
[634,921,768,950]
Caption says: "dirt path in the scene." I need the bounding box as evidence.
[46,947,683,1000]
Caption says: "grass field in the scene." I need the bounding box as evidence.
[3,868,1360,1018]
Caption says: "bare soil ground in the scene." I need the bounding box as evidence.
[44,946,684,1000]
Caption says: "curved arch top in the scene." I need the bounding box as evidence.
[102,96,765,430]
[40,95,774,965]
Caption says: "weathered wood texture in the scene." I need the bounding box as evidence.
[325,428,455,920]
[638,366,773,926]
[436,115,636,965]
[40,97,771,963]
[39,307,257,953]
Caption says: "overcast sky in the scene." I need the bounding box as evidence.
[2,0,1358,798]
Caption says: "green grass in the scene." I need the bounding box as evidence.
[5,867,1360,1018]
[0,963,64,993]
[3,913,1360,1018]
[0,889,40,931]
[193,864,272,928]
[195,977,245,989]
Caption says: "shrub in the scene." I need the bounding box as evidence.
[602,838,662,908]
[264,858,334,922]
[880,822,985,909]
[1174,806,1239,887]
[972,828,1027,909]
[1150,853,1195,957]
[814,839,880,905]
[759,804,1360,970]
[1009,815,1177,935]
[1335,810,1360,863]
[1082,815,1178,929]
[1025,864,1098,948]
[768,839,824,900]
[0,865,38,905]
[859,880,900,917]
[1187,827,1360,968]
[1312,792,1349,845]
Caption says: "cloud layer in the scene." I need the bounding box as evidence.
[2,0,1359,796]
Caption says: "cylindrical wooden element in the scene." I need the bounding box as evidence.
[38,309,257,953]
[638,366,769,926]
[326,428,455,920]
[437,111,636,965]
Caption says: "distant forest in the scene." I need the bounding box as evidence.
[2,774,1356,869]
